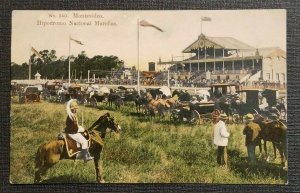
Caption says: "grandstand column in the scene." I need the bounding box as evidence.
[222,48,225,73]
[213,46,216,73]
[167,69,170,87]
[242,58,244,70]
[204,45,207,72]
[197,35,200,72]
[189,53,192,72]
[252,59,254,70]
[232,60,235,72]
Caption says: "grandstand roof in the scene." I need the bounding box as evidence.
[183,34,255,53]
[236,47,286,59]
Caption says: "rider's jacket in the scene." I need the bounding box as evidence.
[65,116,79,134]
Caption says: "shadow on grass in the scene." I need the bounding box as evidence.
[228,149,287,182]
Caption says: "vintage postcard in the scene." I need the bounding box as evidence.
[10,10,287,184]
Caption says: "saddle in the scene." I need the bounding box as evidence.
[59,132,91,158]
[58,130,105,158]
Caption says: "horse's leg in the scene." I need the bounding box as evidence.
[258,140,262,157]
[276,143,285,166]
[34,166,49,183]
[93,144,104,183]
[272,142,277,160]
[264,140,269,161]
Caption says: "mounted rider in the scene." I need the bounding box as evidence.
[65,99,94,162]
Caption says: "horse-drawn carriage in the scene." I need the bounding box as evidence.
[233,88,284,121]
[170,101,215,124]
[85,85,110,107]
[117,86,137,103]
[64,85,85,105]
[43,81,64,102]
[19,86,41,103]
[209,83,240,99]
[262,88,286,120]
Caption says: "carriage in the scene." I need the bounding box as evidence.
[43,81,64,102]
[209,83,240,99]
[170,101,215,124]
[86,85,110,107]
[233,89,262,118]
[233,88,282,120]
[116,86,137,103]
[19,86,41,103]
[64,85,86,105]
[262,88,286,120]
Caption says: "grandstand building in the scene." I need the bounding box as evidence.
[158,34,286,86]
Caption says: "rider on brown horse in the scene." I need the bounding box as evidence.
[65,99,94,162]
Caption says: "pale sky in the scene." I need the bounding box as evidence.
[12,10,286,70]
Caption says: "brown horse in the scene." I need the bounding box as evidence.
[145,92,169,119]
[254,113,287,167]
[34,112,121,183]
[165,94,179,109]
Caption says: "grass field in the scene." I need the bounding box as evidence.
[10,98,287,184]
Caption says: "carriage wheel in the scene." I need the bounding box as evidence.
[170,112,177,122]
[190,110,200,124]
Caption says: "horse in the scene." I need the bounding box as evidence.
[135,91,148,114]
[34,112,121,183]
[214,96,232,121]
[145,92,167,119]
[164,94,179,110]
[108,92,123,110]
[254,113,287,167]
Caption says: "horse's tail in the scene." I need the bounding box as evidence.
[35,143,46,169]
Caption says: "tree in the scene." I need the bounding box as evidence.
[11,48,125,80]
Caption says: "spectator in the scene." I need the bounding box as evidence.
[243,113,261,165]
[213,110,230,168]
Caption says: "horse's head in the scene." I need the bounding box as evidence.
[90,112,121,134]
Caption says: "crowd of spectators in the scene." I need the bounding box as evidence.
[79,70,285,89]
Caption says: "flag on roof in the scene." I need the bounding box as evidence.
[139,20,164,32]
[70,37,84,45]
[201,17,212,21]
[31,47,42,58]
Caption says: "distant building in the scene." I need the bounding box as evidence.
[158,33,286,85]
[148,62,155,72]
[34,72,41,80]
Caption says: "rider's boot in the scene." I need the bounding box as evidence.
[76,150,84,160]
[82,149,94,163]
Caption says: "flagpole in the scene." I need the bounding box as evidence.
[137,18,140,94]
[68,35,71,86]
[167,69,170,88]
[201,18,203,34]
[29,45,31,81]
